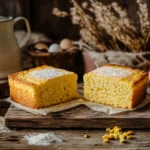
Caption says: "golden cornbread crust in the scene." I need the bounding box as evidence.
[8,65,79,109]
[84,64,148,109]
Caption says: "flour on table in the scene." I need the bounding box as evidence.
[24,132,63,146]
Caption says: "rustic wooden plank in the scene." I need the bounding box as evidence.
[5,83,150,129]
[0,129,150,149]
[5,101,150,129]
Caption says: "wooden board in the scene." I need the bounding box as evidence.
[5,101,150,129]
[5,83,150,129]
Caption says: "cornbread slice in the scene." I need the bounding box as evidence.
[84,64,148,109]
[8,65,79,109]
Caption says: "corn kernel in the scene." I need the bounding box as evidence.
[114,126,119,129]
[127,135,132,139]
[106,128,111,132]
[118,128,122,131]
[123,132,128,138]
[108,133,114,139]
[102,134,109,139]
[109,129,114,133]
[114,133,119,139]
[114,128,120,133]
[114,126,122,131]
[119,134,124,139]
[103,138,109,143]
[84,134,89,138]
[120,138,125,143]
[127,131,133,135]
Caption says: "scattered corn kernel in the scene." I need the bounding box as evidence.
[120,138,125,143]
[114,126,119,129]
[114,133,119,139]
[102,126,134,144]
[102,134,109,139]
[118,128,122,131]
[106,128,111,132]
[103,138,109,143]
[127,131,133,135]
[108,133,114,139]
[84,134,89,138]
[109,129,114,133]
[119,134,124,139]
[114,128,120,133]
[123,132,128,138]
[127,135,132,139]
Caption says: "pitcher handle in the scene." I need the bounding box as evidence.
[13,17,31,45]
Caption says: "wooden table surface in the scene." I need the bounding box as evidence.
[1,84,150,149]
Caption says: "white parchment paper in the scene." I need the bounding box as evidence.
[5,94,150,115]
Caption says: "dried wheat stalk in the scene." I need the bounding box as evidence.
[52,8,68,17]
[52,0,150,53]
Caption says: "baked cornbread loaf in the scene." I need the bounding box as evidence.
[8,65,79,109]
[84,64,148,109]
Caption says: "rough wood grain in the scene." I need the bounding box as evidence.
[5,100,150,129]
[1,129,150,150]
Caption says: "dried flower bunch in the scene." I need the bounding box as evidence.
[52,0,150,52]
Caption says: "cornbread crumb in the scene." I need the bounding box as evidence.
[84,64,148,109]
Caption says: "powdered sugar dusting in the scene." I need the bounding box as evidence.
[93,66,133,77]
[24,132,63,146]
[28,68,69,80]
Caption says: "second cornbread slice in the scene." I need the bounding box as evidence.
[84,64,148,109]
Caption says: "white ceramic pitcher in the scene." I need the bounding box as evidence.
[0,16,31,79]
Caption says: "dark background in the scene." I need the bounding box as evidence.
[0,0,150,41]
